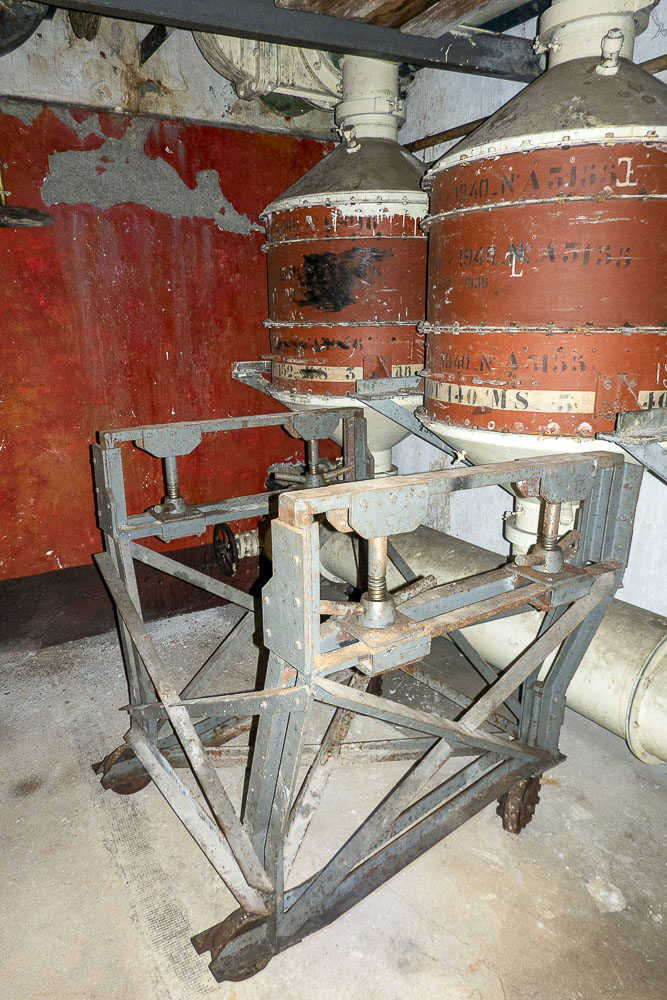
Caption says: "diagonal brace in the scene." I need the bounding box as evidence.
[127,728,269,914]
[314,675,552,762]
[460,574,616,732]
[96,552,273,900]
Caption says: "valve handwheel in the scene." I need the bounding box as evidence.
[213,523,239,577]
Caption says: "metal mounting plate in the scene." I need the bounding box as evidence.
[349,484,429,538]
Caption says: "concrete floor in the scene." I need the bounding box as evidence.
[2,605,666,1000]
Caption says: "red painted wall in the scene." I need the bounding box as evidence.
[0,102,331,580]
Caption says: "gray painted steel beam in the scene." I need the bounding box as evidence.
[460,573,616,731]
[280,755,542,943]
[51,0,542,81]
[181,612,256,700]
[127,728,270,913]
[125,684,308,722]
[131,542,255,611]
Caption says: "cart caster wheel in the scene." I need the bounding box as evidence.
[497,775,541,834]
[192,907,274,982]
[94,742,152,795]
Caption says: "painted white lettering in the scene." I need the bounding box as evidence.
[616,157,639,188]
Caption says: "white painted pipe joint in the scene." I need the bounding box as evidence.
[335,56,405,141]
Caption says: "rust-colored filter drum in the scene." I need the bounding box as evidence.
[261,138,428,397]
[423,139,667,438]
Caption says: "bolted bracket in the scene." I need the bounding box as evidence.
[133,425,202,458]
[348,484,429,539]
[284,410,342,443]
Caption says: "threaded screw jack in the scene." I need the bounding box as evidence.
[367,536,388,602]
[164,456,182,501]
[541,501,561,551]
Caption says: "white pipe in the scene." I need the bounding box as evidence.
[335,56,405,141]
[320,525,667,763]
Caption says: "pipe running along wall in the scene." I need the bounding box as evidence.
[320,525,667,764]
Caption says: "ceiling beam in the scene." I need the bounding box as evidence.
[48,0,543,82]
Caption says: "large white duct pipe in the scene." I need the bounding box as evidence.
[320,525,667,764]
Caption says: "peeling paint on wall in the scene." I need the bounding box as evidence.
[0,99,333,581]
[41,116,261,233]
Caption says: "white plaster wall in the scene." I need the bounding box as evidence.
[395,3,667,616]
[0,8,333,138]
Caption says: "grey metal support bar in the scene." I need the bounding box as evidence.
[281,735,457,936]
[128,729,270,914]
[280,750,497,912]
[181,612,256,700]
[280,755,545,947]
[382,546,522,723]
[283,670,370,875]
[599,409,667,486]
[401,662,517,737]
[131,542,255,611]
[97,735,438,795]
[314,676,551,762]
[51,0,543,81]
[352,378,469,464]
[95,551,274,907]
[611,440,667,485]
[125,685,308,722]
[243,653,298,863]
[460,573,616,732]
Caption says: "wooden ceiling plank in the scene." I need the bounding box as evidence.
[401,0,528,35]
[275,0,441,31]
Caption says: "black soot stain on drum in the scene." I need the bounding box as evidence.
[297,247,391,312]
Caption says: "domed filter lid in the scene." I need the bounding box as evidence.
[425,56,667,182]
[263,137,427,213]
